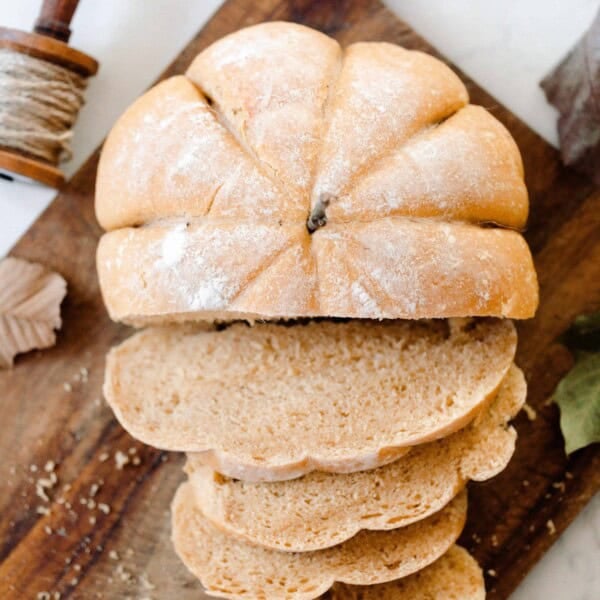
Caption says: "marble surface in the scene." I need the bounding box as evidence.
[1,1,598,598]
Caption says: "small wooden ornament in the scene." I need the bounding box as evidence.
[0,0,98,188]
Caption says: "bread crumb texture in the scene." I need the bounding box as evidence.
[105,318,517,480]
[171,483,467,600]
[186,364,525,551]
[95,22,537,324]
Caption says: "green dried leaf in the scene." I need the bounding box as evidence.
[554,312,600,453]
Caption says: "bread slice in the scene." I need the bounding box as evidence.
[186,364,524,551]
[329,545,484,600]
[171,484,467,600]
[104,318,517,481]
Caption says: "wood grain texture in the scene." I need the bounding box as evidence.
[0,1,598,598]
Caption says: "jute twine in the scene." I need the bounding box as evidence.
[0,48,87,164]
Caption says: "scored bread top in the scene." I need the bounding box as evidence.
[97,217,536,326]
[329,545,485,600]
[95,22,537,323]
[186,364,524,552]
[171,483,467,600]
[104,318,517,481]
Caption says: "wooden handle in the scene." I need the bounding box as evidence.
[33,0,80,42]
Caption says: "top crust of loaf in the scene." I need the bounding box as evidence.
[329,545,485,600]
[96,23,527,231]
[95,22,537,322]
[104,318,516,481]
[171,483,467,600]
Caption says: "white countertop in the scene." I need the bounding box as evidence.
[1,1,599,598]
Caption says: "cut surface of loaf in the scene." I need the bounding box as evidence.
[104,318,516,481]
[95,22,537,324]
[186,364,524,551]
[171,483,467,600]
[328,545,485,600]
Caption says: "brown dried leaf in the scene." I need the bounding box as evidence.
[0,257,67,368]
[541,10,600,183]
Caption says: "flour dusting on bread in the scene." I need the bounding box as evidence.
[95,23,537,324]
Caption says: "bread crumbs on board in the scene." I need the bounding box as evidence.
[35,460,58,502]
[114,448,142,469]
[115,450,130,469]
[140,573,156,590]
[522,402,537,421]
[115,563,134,583]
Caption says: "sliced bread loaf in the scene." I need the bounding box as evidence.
[171,484,467,600]
[104,318,517,481]
[186,364,524,551]
[329,545,484,599]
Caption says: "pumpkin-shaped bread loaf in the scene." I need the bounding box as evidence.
[96,22,538,325]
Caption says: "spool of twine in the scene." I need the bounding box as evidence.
[0,47,87,164]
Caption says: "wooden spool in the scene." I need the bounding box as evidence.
[0,0,98,188]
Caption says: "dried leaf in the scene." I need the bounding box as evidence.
[0,257,67,368]
[554,353,600,454]
[541,10,600,184]
[553,312,600,454]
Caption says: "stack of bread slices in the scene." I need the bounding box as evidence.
[95,22,538,599]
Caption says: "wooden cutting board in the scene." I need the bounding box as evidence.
[1,1,599,598]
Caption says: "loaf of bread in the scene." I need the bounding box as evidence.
[329,545,484,599]
[186,364,523,551]
[95,22,538,325]
[171,483,467,600]
[104,318,517,481]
